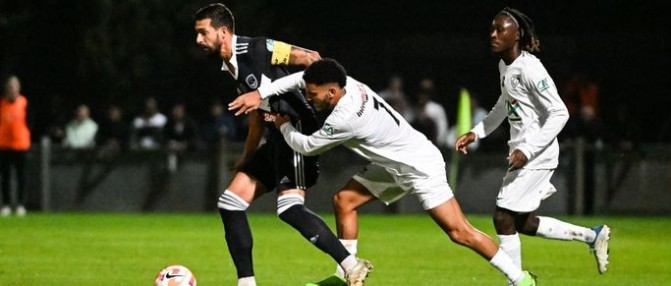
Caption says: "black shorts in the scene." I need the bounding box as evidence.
[239,135,319,192]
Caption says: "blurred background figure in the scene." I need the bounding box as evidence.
[164,103,199,172]
[131,97,166,150]
[0,75,31,217]
[164,103,200,152]
[202,101,237,150]
[96,104,130,152]
[378,75,414,122]
[414,78,448,148]
[62,104,98,149]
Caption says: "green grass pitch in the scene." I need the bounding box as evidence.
[1,213,670,285]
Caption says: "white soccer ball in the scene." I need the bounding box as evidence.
[154,264,197,286]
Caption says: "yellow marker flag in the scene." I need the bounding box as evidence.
[456,88,472,137]
[449,88,471,190]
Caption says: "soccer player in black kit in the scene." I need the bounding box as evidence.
[194,4,371,286]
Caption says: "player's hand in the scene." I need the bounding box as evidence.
[229,90,262,116]
[507,149,528,171]
[273,113,291,129]
[455,132,476,154]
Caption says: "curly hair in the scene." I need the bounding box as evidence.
[302,58,347,88]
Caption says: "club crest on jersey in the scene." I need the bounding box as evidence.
[245,74,258,89]
[536,78,550,92]
[322,123,335,137]
[510,75,521,89]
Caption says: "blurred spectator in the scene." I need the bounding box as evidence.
[561,73,602,141]
[202,101,237,149]
[0,75,31,216]
[164,103,200,152]
[561,73,602,215]
[131,97,166,150]
[96,104,130,151]
[378,75,415,122]
[413,78,448,148]
[63,104,98,149]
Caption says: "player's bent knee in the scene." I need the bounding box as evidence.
[217,190,249,211]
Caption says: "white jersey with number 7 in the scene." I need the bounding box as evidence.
[258,72,446,184]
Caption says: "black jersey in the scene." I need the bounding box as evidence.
[227,36,319,136]
[224,35,320,192]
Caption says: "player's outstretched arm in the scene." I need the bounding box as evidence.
[229,72,306,116]
[289,46,321,67]
[228,90,262,116]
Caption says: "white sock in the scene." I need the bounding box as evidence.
[339,254,358,275]
[336,239,358,277]
[536,216,596,243]
[489,249,525,285]
[238,276,256,286]
[498,233,522,268]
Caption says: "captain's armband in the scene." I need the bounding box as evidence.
[270,41,291,65]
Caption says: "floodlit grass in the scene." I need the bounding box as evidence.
[1,213,670,285]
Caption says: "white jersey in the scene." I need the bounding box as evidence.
[471,51,569,169]
[259,73,445,182]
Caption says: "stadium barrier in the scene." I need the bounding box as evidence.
[16,137,671,215]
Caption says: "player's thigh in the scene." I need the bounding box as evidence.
[334,179,378,210]
[352,164,408,205]
[227,171,267,203]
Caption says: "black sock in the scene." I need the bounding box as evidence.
[219,208,254,278]
[279,204,351,263]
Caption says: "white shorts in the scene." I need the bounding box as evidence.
[352,164,454,210]
[497,168,557,213]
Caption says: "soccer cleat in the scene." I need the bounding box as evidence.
[516,271,537,286]
[345,259,373,286]
[305,274,347,286]
[0,205,10,217]
[589,224,611,274]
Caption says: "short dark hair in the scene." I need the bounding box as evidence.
[303,58,347,88]
[195,3,235,33]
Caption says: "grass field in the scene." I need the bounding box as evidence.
[1,213,670,285]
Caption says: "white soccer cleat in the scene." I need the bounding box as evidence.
[345,259,373,286]
[590,225,611,274]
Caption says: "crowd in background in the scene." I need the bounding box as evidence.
[6,71,636,155]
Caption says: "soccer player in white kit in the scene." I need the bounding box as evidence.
[455,7,611,283]
[229,58,537,286]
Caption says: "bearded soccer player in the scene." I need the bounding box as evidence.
[194,4,371,286]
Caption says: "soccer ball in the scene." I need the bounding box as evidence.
[154,264,197,286]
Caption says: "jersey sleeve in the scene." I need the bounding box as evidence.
[279,108,355,156]
[257,71,305,99]
[516,64,569,160]
[471,94,507,139]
